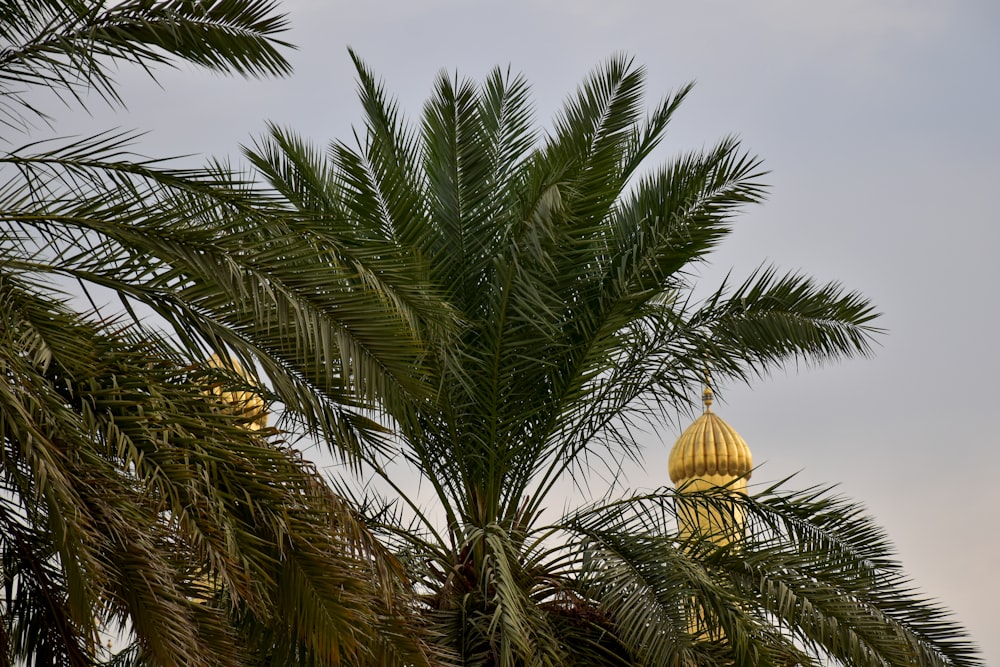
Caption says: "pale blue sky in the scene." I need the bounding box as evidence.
[44,0,999,661]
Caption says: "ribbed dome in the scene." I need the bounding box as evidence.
[668,388,752,485]
[206,354,268,430]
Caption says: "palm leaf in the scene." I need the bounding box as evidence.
[0,0,291,130]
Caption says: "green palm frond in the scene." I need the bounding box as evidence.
[557,486,980,666]
[347,49,429,250]
[0,129,435,460]
[0,276,423,665]
[542,53,648,226]
[696,265,883,377]
[0,0,291,129]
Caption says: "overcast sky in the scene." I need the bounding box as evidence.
[41,0,999,661]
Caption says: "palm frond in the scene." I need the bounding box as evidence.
[558,485,981,667]
[695,266,883,379]
[0,0,291,130]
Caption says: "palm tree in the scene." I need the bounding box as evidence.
[0,3,433,665]
[0,292,424,667]
[230,53,981,666]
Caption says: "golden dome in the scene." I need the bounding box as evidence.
[205,354,268,430]
[668,386,752,486]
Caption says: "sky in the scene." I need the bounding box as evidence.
[39,0,1000,662]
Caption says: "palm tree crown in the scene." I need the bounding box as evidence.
[236,52,979,667]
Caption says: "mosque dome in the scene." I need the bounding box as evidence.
[668,386,752,487]
[205,354,268,430]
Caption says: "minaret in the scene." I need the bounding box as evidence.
[669,384,754,648]
[668,384,753,542]
[188,355,269,608]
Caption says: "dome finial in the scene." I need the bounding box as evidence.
[702,367,714,413]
